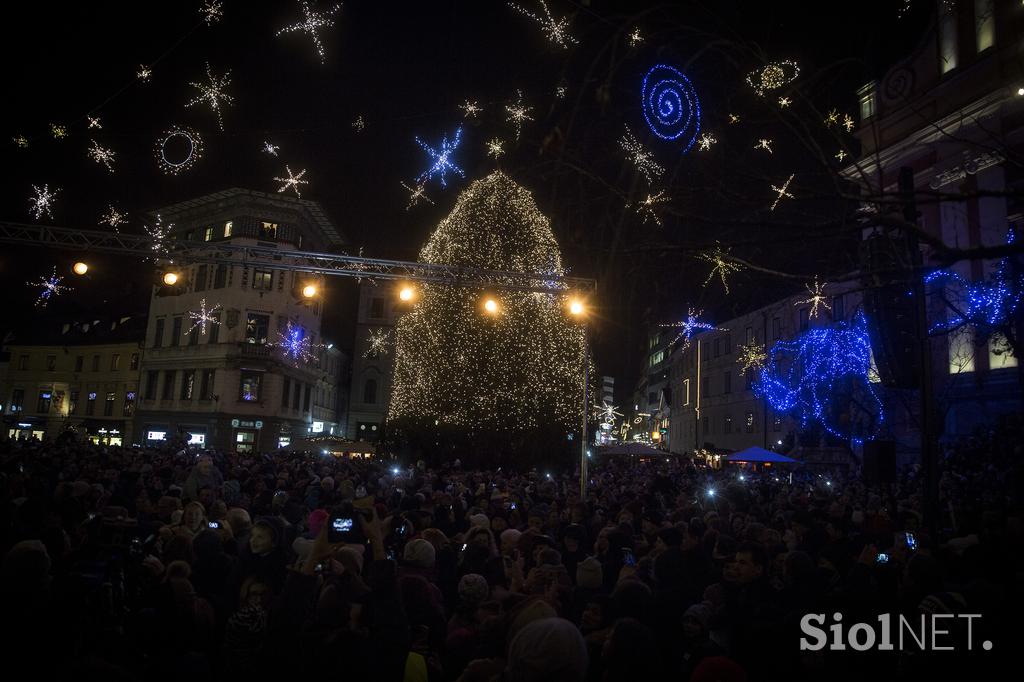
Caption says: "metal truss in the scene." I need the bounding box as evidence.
[0,222,596,294]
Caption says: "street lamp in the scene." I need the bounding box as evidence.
[398,284,415,302]
[72,261,89,276]
[302,283,318,299]
[483,297,499,314]
[162,271,179,286]
[568,295,589,498]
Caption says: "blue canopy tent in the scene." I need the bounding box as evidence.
[724,447,798,464]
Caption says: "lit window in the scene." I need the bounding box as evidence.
[989,333,1017,370]
[859,93,874,120]
[939,2,958,73]
[204,226,214,242]
[949,326,975,374]
[260,222,278,239]
[745,412,754,433]
[975,0,994,53]
[224,220,233,237]
[682,378,690,406]
[253,269,273,291]
[240,371,262,402]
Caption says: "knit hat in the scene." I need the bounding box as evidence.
[458,573,490,605]
[308,509,329,537]
[683,603,712,631]
[500,528,522,549]
[337,546,365,575]
[576,556,603,590]
[403,538,436,569]
[469,513,490,529]
[507,618,588,682]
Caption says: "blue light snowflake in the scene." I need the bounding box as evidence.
[415,126,465,188]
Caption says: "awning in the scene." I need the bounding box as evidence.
[724,446,798,464]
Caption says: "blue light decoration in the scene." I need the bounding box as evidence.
[753,311,884,441]
[415,126,466,188]
[271,321,318,365]
[924,227,1021,334]
[661,307,720,351]
[641,64,701,153]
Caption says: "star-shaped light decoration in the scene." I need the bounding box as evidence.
[796,277,831,319]
[29,184,59,220]
[505,90,534,141]
[185,62,234,130]
[754,138,774,154]
[276,1,341,63]
[29,267,72,308]
[661,307,722,351]
[627,28,643,47]
[51,124,67,139]
[13,135,28,148]
[351,115,365,132]
[697,132,717,151]
[593,400,623,425]
[835,149,848,163]
[263,141,280,156]
[185,298,223,336]
[509,1,578,49]
[415,126,465,188]
[728,113,740,124]
[100,205,127,229]
[824,109,839,127]
[770,173,795,211]
[737,340,767,376]
[138,64,152,81]
[87,139,116,172]
[274,165,309,197]
[201,0,223,25]
[363,328,392,358]
[400,181,434,210]
[633,190,668,226]
[486,138,505,159]
[555,84,567,99]
[87,116,102,129]
[619,125,664,184]
[778,96,792,108]
[460,100,482,119]
[698,244,743,294]
[271,321,321,365]
[144,215,172,256]
[842,113,855,132]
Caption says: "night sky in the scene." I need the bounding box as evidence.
[0,0,928,398]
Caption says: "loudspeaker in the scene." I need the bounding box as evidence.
[862,440,896,484]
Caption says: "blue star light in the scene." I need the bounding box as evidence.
[271,321,318,365]
[415,126,465,188]
[662,307,720,351]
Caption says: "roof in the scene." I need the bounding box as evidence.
[150,187,345,249]
[724,446,798,464]
[5,314,147,347]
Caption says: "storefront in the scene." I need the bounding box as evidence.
[5,418,45,441]
[84,420,125,446]
[143,425,172,445]
[231,418,263,453]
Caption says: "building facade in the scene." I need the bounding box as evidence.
[347,281,401,443]
[134,188,347,452]
[1,316,146,444]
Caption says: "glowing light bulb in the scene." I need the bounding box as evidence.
[302,284,318,298]
[163,272,179,286]
[399,286,415,301]
[484,298,499,313]
[72,262,89,276]
[569,299,584,316]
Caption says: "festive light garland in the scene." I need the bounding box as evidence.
[400,181,434,210]
[824,109,839,127]
[415,126,465,188]
[737,339,767,376]
[555,84,567,99]
[661,307,721,351]
[389,171,587,433]
[271,320,321,365]
[138,65,152,82]
[843,114,855,132]
[835,149,848,163]
[201,0,223,25]
[363,328,392,358]
[770,173,795,211]
[753,311,883,441]
[28,184,59,220]
[796,276,831,319]
[87,116,102,129]
[619,125,664,184]
[13,135,28,148]
[505,90,534,141]
[698,244,743,294]
[746,60,800,96]
[754,138,774,154]
[593,400,623,425]
[697,132,717,151]
[29,267,72,308]
[100,205,127,228]
[486,138,505,159]
[627,28,643,47]
[351,115,365,132]
[274,165,309,197]
[641,63,701,152]
[144,215,172,257]
[728,114,740,124]
[51,124,67,139]
[277,1,341,63]
[263,141,280,156]
[778,96,792,108]
[508,1,578,49]
[87,139,116,172]
[460,100,482,119]
[185,298,222,336]
[154,125,204,175]
[185,62,234,130]
[632,190,668,226]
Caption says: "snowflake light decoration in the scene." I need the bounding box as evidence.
[505,90,534,141]
[272,321,320,365]
[842,114,855,132]
[486,138,505,159]
[627,28,643,47]
[728,113,740,124]
[400,181,434,210]
[201,0,223,24]
[87,116,102,129]
[508,1,577,48]
[754,138,774,154]
[415,126,465,188]
[87,139,116,172]
[619,126,664,184]
[737,340,767,376]
[51,124,67,139]
[13,135,28,148]
[100,205,127,228]
[770,174,795,211]
[185,62,234,130]
[363,328,392,358]
[633,190,668,226]
[29,267,72,308]
[824,109,839,127]
[698,244,743,294]
[263,141,280,156]
[593,400,623,425]
[555,84,567,98]
[697,132,717,151]
[29,185,59,220]
[274,165,309,197]
[351,115,365,132]
[662,307,721,351]
[155,125,204,174]
[746,60,800,96]
[778,96,792,108]
[460,100,482,119]
[796,277,831,319]
[185,298,222,336]
[276,1,341,63]
[144,215,172,256]
[138,65,152,81]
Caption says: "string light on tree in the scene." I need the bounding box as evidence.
[185,298,222,336]
[754,138,774,154]
[661,307,721,351]
[400,181,434,210]
[508,1,578,48]
[263,141,280,156]
[87,116,102,129]
[87,139,116,172]
[505,90,534,141]
[770,173,795,211]
[737,339,767,376]
[51,124,67,139]
[100,205,127,228]
[274,165,309,197]
[29,267,72,308]
[486,138,505,159]
[201,0,223,24]
[619,125,664,184]
[697,132,717,151]
[363,328,392,358]
[746,60,800,96]
[415,126,465,188]
[460,100,482,119]
[185,62,234,130]
[276,1,341,63]
[28,185,59,220]
[137,65,152,81]
[632,190,668,226]
[698,244,743,294]
[351,115,365,132]
[154,125,204,174]
[796,277,831,319]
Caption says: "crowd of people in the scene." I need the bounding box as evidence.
[1,418,1022,681]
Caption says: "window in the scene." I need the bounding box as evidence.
[224,220,233,237]
[181,370,195,400]
[213,264,228,289]
[260,221,279,239]
[772,317,782,339]
[773,414,782,432]
[162,370,176,400]
[701,376,709,398]
[188,324,199,346]
[723,414,732,434]
[799,308,810,332]
[240,371,262,402]
[745,326,754,344]
[949,326,975,374]
[74,355,83,372]
[702,342,709,363]
[282,378,291,408]
[745,372,754,391]
[130,353,139,370]
[154,318,165,348]
[104,392,116,416]
[145,370,159,400]
[649,350,664,367]
[37,391,52,413]
[723,334,731,355]
[46,355,56,371]
[209,314,221,343]
[832,295,845,321]
[974,0,993,53]
[304,385,312,411]
[293,382,301,409]
[110,354,120,371]
[204,226,214,242]
[92,355,101,371]
[746,412,754,433]
[246,313,270,345]
[363,379,378,404]
[682,378,690,406]
[185,230,195,241]
[86,393,96,415]
[18,355,28,370]
[988,332,1017,370]
[859,91,874,120]
[171,317,182,345]
[69,391,79,415]
[370,297,385,319]
[200,369,216,399]
[10,389,24,413]
[123,391,135,417]
[253,269,273,291]
[939,1,958,73]
[713,338,720,358]
[195,264,208,292]
[723,371,731,394]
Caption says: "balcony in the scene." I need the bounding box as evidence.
[239,343,273,359]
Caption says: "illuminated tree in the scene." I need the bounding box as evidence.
[388,171,587,465]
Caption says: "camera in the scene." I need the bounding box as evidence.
[328,502,367,544]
